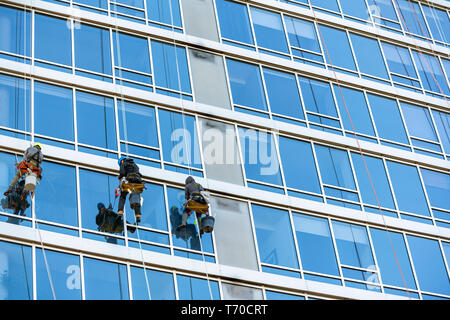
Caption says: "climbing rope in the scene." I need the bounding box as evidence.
[167,0,215,300]
[309,5,412,298]
[112,11,152,301]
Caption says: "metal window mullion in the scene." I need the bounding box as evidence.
[247,202,263,272]
[415,163,438,227]
[312,20,327,66]
[328,81,346,133]
[408,46,427,94]
[309,141,327,203]
[146,36,155,93]
[327,217,344,284]
[75,166,82,237]
[234,123,249,187]
[380,157,401,215]
[376,36,396,86]
[427,105,446,154]
[437,240,450,280]
[345,29,362,77]
[417,1,435,45]
[32,244,36,300]
[176,0,185,31]
[364,0,376,27]
[246,4,258,52]
[258,63,272,118]
[162,184,175,256]
[346,149,364,208]
[272,131,288,197]
[287,210,305,280]
[79,253,86,300]
[362,90,381,144]
[280,12,294,61]
[70,15,75,76]
[395,98,415,148]
[402,231,422,297]
[365,224,385,293]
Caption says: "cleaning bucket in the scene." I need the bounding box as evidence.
[201,216,215,233]
[24,172,37,192]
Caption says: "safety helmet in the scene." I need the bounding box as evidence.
[34,142,42,150]
[118,156,126,166]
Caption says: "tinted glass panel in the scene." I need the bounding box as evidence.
[411,51,450,96]
[130,266,175,300]
[370,228,416,289]
[349,33,388,79]
[113,32,151,74]
[386,161,430,216]
[34,82,74,142]
[381,42,418,82]
[407,235,450,296]
[340,0,369,20]
[36,249,81,300]
[250,7,289,54]
[318,25,357,72]
[176,275,220,300]
[35,14,71,66]
[0,73,30,135]
[351,153,395,209]
[147,0,182,27]
[367,93,408,144]
[400,103,438,142]
[0,240,32,300]
[422,5,450,43]
[76,91,116,150]
[395,0,430,38]
[215,0,254,46]
[298,77,338,117]
[285,17,321,54]
[84,257,129,300]
[432,110,450,154]
[333,85,375,136]
[293,213,339,276]
[420,169,450,210]
[35,162,78,227]
[252,205,299,269]
[310,0,340,12]
[278,137,321,194]
[263,68,304,119]
[227,59,267,111]
[0,5,31,58]
[74,24,112,75]
[315,145,356,190]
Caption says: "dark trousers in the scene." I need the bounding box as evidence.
[118,191,141,215]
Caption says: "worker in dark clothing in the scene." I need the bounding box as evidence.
[96,202,136,234]
[1,179,30,223]
[4,143,43,196]
[177,176,209,234]
[117,157,144,223]
[170,206,200,251]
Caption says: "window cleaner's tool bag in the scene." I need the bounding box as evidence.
[129,191,141,210]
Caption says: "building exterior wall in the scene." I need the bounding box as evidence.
[0,0,449,300]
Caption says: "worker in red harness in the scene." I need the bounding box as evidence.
[4,143,43,196]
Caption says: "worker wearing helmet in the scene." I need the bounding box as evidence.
[117,156,143,223]
[4,143,43,196]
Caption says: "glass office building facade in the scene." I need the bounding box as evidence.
[0,0,449,300]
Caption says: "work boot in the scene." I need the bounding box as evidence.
[177,212,189,230]
[4,189,12,197]
[135,214,141,224]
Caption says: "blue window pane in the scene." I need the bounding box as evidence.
[151,40,191,94]
[266,290,305,300]
[79,169,118,232]
[34,82,74,142]
[36,249,81,300]
[367,93,408,144]
[250,7,289,54]
[35,14,72,66]
[158,109,202,169]
[76,91,116,150]
[315,145,356,190]
[74,0,107,9]
[130,266,175,300]
[386,160,430,216]
[333,85,375,136]
[444,242,450,270]
[442,59,450,85]
[367,0,399,22]
[35,162,78,227]
[147,0,182,27]
[351,153,395,210]
[407,235,450,296]
[278,137,321,194]
[84,257,129,300]
[0,5,31,58]
[400,102,438,142]
[332,221,374,269]
[227,59,267,111]
[167,187,214,253]
[318,25,357,72]
[118,102,159,149]
[0,240,32,300]
[127,183,168,231]
[0,73,30,134]
[263,68,304,119]
[421,169,450,211]
[411,51,450,96]
[432,110,450,154]
[395,0,430,38]
[298,77,338,118]
[349,33,388,79]
[177,275,220,300]
[422,5,450,43]
[340,0,369,20]
[370,228,416,289]
[74,24,112,75]
[285,16,321,55]
[215,0,254,46]
[252,205,299,269]
[381,42,418,84]
[238,128,283,186]
[310,0,340,12]
[113,32,151,74]
[292,213,340,276]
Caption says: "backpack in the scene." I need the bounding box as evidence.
[123,159,142,183]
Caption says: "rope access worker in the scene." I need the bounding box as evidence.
[177,176,209,234]
[117,157,144,223]
[4,143,43,196]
